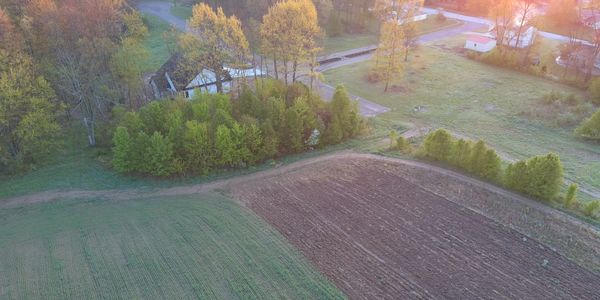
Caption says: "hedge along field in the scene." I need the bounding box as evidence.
[0,194,344,299]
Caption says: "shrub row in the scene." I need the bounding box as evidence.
[421,129,502,182]
[111,80,362,177]
[421,129,563,202]
[504,153,564,202]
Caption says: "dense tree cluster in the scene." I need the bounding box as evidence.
[0,0,152,163]
[0,8,63,172]
[112,81,362,177]
[421,129,502,182]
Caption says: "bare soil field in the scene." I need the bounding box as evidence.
[230,154,600,299]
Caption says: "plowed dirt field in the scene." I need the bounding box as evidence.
[231,154,600,299]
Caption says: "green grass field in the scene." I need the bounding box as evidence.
[324,42,600,198]
[0,194,344,299]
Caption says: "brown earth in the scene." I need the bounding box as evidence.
[229,154,600,299]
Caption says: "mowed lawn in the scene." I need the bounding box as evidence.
[324,43,600,195]
[0,194,344,299]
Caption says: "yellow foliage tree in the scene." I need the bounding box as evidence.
[260,0,322,85]
[372,20,405,92]
[182,3,249,93]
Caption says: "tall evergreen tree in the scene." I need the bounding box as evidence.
[146,132,177,177]
[112,127,133,173]
[215,125,235,166]
[183,121,212,174]
[423,129,454,162]
[284,108,304,153]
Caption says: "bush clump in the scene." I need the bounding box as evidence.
[583,200,600,218]
[505,153,564,202]
[575,109,600,140]
[523,91,593,128]
[422,129,454,162]
[565,183,578,209]
[421,129,501,182]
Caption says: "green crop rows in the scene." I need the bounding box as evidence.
[0,194,344,299]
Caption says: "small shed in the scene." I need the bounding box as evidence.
[464,35,496,53]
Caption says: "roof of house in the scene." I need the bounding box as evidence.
[151,53,196,92]
[152,53,266,93]
[467,35,495,44]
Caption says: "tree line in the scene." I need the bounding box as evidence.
[420,129,562,202]
[417,128,600,219]
[112,80,362,177]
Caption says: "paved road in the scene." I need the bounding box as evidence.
[138,1,188,31]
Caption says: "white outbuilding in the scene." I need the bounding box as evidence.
[464,35,497,53]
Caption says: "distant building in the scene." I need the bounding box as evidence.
[150,53,265,99]
[464,35,497,53]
